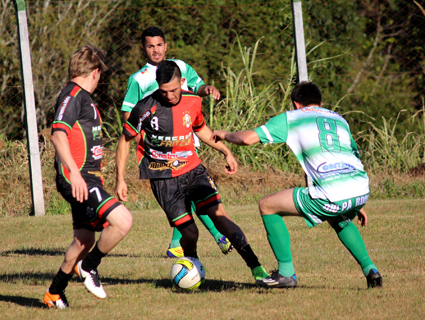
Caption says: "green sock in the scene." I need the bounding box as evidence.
[334,221,377,276]
[170,227,182,248]
[262,214,295,277]
[193,202,222,242]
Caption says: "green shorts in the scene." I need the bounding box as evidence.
[293,187,369,228]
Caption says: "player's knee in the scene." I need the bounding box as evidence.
[107,205,133,236]
[258,198,269,216]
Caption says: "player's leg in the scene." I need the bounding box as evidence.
[166,227,185,258]
[178,222,199,258]
[74,187,132,299]
[195,201,233,255]
[203,203,268,280]
[256,188,301,288]
[44,228,95,309]
[327,214,382,288]
[188,165,268,280]
[166,203,232,257]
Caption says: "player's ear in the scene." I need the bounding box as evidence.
[164,42,168,52]
[181,78,186,87]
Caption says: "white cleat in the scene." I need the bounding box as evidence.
[75,260,107,299]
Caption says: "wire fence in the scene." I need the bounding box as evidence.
[1,0,424,141]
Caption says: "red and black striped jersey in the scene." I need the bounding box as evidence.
[52,82,103,184]
[123,90,205,179]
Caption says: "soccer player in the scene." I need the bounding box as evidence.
[44,45,133,309]
[115,60,268,282]
[212,82,383,289]
[121,26,232,257]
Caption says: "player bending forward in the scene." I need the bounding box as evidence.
[115,60,268,282]
[212,82,382,289]
[44,45,133,309]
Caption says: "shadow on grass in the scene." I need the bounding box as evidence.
[0,294,45,308]
[0,248,132,258]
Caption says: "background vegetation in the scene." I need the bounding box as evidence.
[1,0,425,138]
[0,0,425,217]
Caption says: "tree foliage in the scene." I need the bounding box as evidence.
[1,0,424,141]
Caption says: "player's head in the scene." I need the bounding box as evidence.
[68,44,107,80]
[291,82,322,109]
[141,27,167,65]
[156,60,184,105]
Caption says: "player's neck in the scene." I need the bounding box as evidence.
[71,77,95,94]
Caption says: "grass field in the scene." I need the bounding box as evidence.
[0,199,424,319]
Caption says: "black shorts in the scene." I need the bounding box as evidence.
[56,176,121,231]
[150,164,222,229]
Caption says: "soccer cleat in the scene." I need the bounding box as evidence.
[255,270,298,288]
[251,266,270,281]
[217,236,233,255]
[44,289,68,309]
[74,260,107,299]
[166,245,184,258]
[366,268,383,288]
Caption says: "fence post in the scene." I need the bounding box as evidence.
[291,0,309,83]
[291,0,313,187]
[13,0,45,216]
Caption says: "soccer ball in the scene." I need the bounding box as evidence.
[170,257,205,290]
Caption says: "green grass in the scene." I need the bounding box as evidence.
[0,199,424,319]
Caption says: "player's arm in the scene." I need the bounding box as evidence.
[51,131,88,203]
[357,207,368,227]
[115,132,134,202]
[195,125,238,175]
[211,130,260,146]
[197,84,220,100]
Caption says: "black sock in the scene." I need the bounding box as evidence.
[234,244,261,270]
[49,268,73,294]
[82,242,107,271]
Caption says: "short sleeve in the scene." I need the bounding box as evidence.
[52,95,81,136]
[254,112,289,144]
[183,62,205,94]
[121,76,143,113]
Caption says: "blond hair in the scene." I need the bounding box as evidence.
[68,44,107,80]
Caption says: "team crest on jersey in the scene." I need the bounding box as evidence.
[85,206,96,221]
[149,159,188,171]
[208,176,217,191]
[183,113,192,128]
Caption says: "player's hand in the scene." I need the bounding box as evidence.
[211,130,228,143]
[70,171,88,203]
[224,152,238,175]
[357,207,368,227]
[203,85,220,100]
[115,180,129,202]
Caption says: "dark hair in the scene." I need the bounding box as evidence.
[291,82,322,108]
[68,44,107,80]
[141,27,165,47]
[156,60,181,84]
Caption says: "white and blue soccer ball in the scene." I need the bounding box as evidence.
[170,257,205,290]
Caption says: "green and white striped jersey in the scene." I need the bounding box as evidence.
[254,106,369,202]
[121,59,205,113]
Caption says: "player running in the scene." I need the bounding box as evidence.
[121,26,232,258]
[44,45,133,309]
[212,82,383,289]
[115,60,268,282]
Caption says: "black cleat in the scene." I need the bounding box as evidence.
[256,270,297,288]
[366,269,383,288]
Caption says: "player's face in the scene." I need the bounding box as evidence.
[158,77,185,105]
[143,36,167,65]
